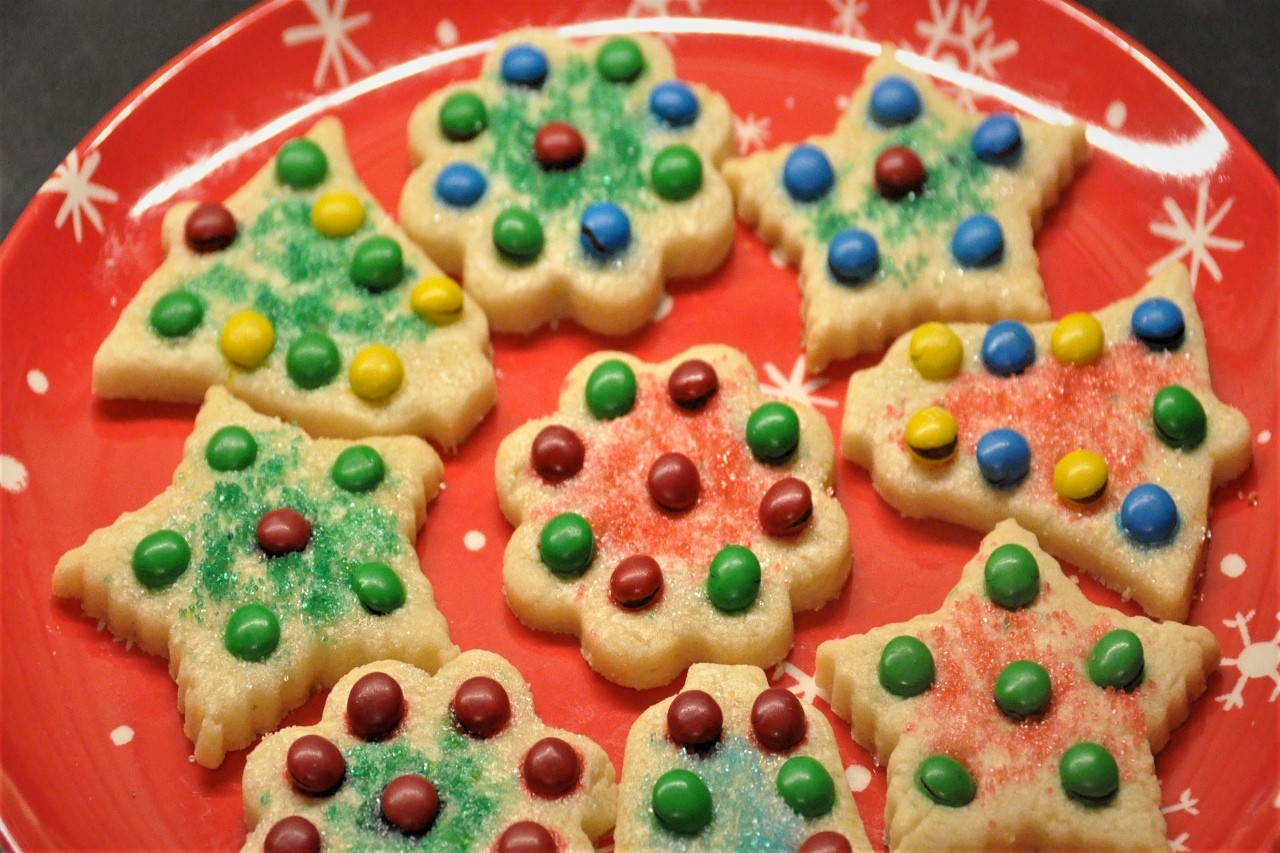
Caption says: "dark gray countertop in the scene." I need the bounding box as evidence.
[1,0,1276,238]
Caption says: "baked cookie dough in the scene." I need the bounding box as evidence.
[53,387,457,768]
[724,45,1087,371]
[816,520,1220,852]
[400,29,735,336]
[242,652,616,852]
[495,345,851,689]
[94,117,496,448]
[616,663,871,852]
[841,263,1251,621]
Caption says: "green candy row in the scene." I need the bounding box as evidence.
[915,742,1120,808]
[204,427,386,493]
[651,755,837,836]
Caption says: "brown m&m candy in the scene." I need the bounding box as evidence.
[609,554,663,610]
[184,202,237,253]
[346,671,404,741]
[647,452,700,512]
[666,689,723,753]
[286,734,345,795]
[380,774,440,835]
[874,145,927,199]
[667,359,719,410]
[263,815,321,853]
[496,821,558,853]
[534,121,586,170]
[751,688,807,751]
[759,477,814,537]
[257,508,312,556]
[522,737,581,799]
[452,675,511,739]
[531,425,585,483]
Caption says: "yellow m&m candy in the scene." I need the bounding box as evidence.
[410,276,464,326]
[349,344,403,400]
[220,310,275,368]
[1051,313,1105,365]
[905,406,959,464]
[1053,449,1108,503]
[310,191,365,238]
[910,322,964,380]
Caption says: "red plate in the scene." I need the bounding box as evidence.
[2,1,1275,850]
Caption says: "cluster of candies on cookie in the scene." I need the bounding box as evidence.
[132,423,408,660]
[645,686,854,852]
[782,74,1022,286]
[258,669,582,852]
[152,136,466,401]
[529,356,813,615]
[900,296,1203,546]
[432,36,712,266]
[877,541,1150,810]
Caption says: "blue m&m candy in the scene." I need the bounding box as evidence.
[971,114,1023,163]
[649,80,700,128]
[1119,483,1179,545]
[951,213,1004,267]
[869,76,922,126]
[827,229,879,285]
[1130,298,1185,351]
[982,321,1036,376]
[782,145,834,202]
[976,428,1031,488]
[501,44,549,87]
[580,202,632,260]
[435,163,487,208]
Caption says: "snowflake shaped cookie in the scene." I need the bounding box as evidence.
[724,45,1087,371]
[400,29,735,336]
[242,652,616,852]
[53,388,457,767]
[615,664,871,852]
[94,117,496,448]
[842,264,1251,621]
[495,345,850,689]
[815,520,1220,852]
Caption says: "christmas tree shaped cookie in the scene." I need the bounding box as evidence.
[815,521,1220,852]
[841,263,1251,621]
[724,46,1088,371]
[400,29,735,336]
[495,345,851,689]
[94,117,496,448]
[53,387,458,768]
[615,664,871,852]
[241,653,616,852]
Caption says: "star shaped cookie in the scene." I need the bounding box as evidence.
[815,520,1220,852]
[841,263,1251,621]
[400,29,735,336]
[495,345,851,689]
[724,45,1088,371]
[241,652,616,852]
[53,387,457,767]
[94,117,496,448]
[616,663,871,852]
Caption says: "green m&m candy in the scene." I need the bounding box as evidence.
[149,291,204,338]
[350,235,404,292]
[539,513,595,576]
[224,603,281,662]
[275,138,328,189]
[651,145,703,202]
[651,768,712,836]
[1152,385,1206,450]
[983,543,1040,610]
[1087,629,1145,692]
[1059,742,1119,806]
[350,561,405,614]
[596,36,645,83]
[915,755,976,807]
[132,529,191,590]
[746,402,800,465]
[439,91,488,141]
[205,425,257,471]
[286,332,341,390]
[993,660,1052,720]
[585,359,637,420]
[776,756,836,818]
[331,445,386,492]
[878,635,934,698]
[492,207,544,263]
[705,545,761,613]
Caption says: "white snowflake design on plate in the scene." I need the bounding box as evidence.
[733,113,772,155]
[0,455,29,494]
[282,0,372,89]
[1215,610,1280,710]
[760,356,837,409]
[1146,178,1244,289]
[771,660,830,704]
[911,0,1018,108]
[625,0,701,16]
[38,148,118,243]
[827,0,869,38]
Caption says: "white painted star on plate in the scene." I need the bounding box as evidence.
[1147,178,1244,289]
[828,0,869,38]
[771,661,830,704]
[733,113,772,155]
[282,0,373,90]
[38,148,118,243]
[761,356,836,409]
